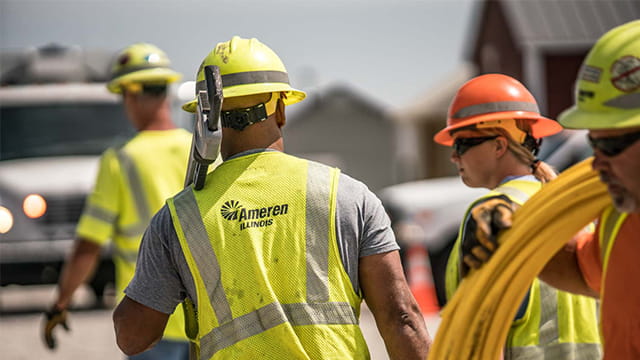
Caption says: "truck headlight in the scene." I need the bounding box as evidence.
[0,206,13,233]
[23,194,47,219]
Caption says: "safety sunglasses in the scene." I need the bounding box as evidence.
[587,130,640,157]
[453,135,499,156]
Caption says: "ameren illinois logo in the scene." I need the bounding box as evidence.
[220,200,289,230]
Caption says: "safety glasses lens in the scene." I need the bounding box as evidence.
[453,136,499,156]
[588,130,640,157]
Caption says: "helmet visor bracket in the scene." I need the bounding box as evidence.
[474,118,528,143]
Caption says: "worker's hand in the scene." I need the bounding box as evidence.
[459,195,519,278]
[43,306,70,350]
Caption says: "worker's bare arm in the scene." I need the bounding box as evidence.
[55,239,102,309]
[43,239,102,349]
[359,250,431,360]
[112,296,169,356]
[539,240,599,298]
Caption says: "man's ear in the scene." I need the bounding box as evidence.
[276,93,286,128]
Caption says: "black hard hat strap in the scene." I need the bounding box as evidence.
[221,103,268,131]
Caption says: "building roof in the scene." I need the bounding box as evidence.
[398,0,640,123]
[502,0,640,48]
[287,83,390,125]
[392,62,476,124]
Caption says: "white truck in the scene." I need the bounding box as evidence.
[0,45,132,304]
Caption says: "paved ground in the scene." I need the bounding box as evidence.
[0,284,441,360]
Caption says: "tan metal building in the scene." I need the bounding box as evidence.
[284,85,397,192]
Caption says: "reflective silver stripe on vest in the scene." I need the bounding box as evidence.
[83,204,118,224]
[173,162,358,359]
[112,246,139,263]
[509,342,602,359]
[305,162,330,302]
[497,183,601,359]
[200,301,357,359]
[452,101,539,119]
[538,282,559,345]
[173,189,233,325]
[117,222,150,238]
[508,282,601,359]
[115,151,151,240]
[495,185,531,205]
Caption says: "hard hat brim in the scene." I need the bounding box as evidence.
[558,105,640,130]
[107,68,182,94]
[434,111,563,146]
[181,85,306,113]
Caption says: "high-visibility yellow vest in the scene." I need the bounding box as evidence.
[167,151,369,360]
[598,205,627,290]
[598,205,628,348]
[445,178,602,359]
[77,129,191,341]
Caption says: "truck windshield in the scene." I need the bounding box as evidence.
[0,103,134,160]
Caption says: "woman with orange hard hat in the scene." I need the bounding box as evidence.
[438,74,602,359]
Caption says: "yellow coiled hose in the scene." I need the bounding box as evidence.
[429,157,611,359]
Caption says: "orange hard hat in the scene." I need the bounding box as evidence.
[434,74,563,146]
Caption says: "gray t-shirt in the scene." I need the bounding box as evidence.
[125,153,399,315]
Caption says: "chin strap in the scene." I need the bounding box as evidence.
[221,93,280,131]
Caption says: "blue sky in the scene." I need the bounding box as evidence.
[0,0,477,109]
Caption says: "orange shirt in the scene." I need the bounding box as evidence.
[576,212,640,359]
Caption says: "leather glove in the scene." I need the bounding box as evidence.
[43,306,70,350]
[459,195,519,278]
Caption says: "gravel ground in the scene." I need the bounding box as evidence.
[0,284,441,360]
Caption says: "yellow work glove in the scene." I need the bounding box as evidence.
[459,195,519,278]
[43,306,70,350]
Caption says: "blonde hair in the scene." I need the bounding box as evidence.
[474,120,558,183]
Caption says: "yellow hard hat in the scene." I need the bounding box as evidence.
[182,36,306,113]
[107,43,182,94]
[559,20,640,129]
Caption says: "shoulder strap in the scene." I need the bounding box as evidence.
[599,206,628,272]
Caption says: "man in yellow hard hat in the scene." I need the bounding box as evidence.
[43,43,191,359]
[112,36,432,359]
[461,20,640,359]
[544,20,640,359]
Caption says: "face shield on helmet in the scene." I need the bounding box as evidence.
[182,36,306,113]
[558,20,640,130]
[107,43,182,94]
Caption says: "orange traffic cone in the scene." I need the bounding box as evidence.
[406,244,440,315]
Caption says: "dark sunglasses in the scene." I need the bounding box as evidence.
[453,136,499,156]
[587,130,640,157]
